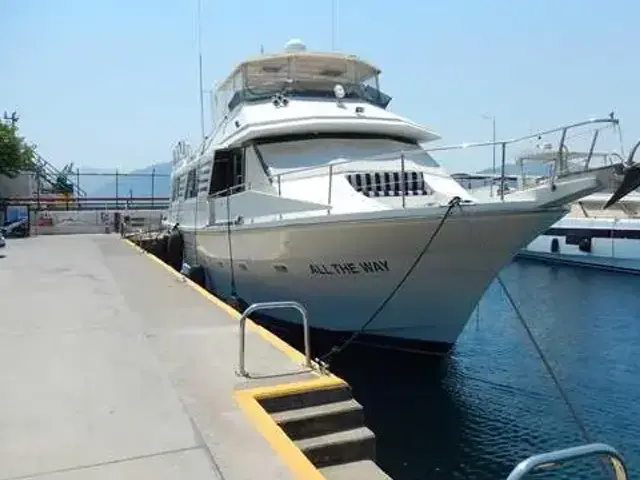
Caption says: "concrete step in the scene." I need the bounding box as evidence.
[295,426,376,468]
[259,384,353,414]
[271,399,364,440]
[320,460,392,480]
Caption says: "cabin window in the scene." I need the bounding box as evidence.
[374,173,382,193]
[184,169,198,199]
[209,147,246,196]
[254,133,440,170]
[411,171,419,192]
[345,171,433,197]
[566,234,588,246]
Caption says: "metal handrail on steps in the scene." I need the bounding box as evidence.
[237,301,312,378]
[506,443,628,480]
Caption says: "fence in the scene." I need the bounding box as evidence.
[25,209,165,236]
[2,169,171,211]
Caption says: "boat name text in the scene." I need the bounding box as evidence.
[309,260,390,276]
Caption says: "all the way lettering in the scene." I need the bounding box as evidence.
[309,260,390,276]
[359,260,389,273]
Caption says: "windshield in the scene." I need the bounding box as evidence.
[226,82,392,113]
[254,135,440,172]
[213,55,391,123]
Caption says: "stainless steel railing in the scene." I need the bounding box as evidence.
[506,443,628,480]
[237,301,312,378]
[206,116,622,205]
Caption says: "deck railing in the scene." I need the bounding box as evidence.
[208,116,624,207]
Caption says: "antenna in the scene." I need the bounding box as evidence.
[197,0,205,144]
[331,0,337,50]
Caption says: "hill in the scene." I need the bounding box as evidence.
[86,162,172,198]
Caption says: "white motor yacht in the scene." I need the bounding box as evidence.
[166,39,640,355]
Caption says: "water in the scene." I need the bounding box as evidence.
[329,261,640,479]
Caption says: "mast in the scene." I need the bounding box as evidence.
[197,0,205,144]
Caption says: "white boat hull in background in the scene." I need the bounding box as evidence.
[520,217,640,274]
[183,207,566,353]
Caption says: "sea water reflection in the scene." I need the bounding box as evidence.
[330,261,640,479]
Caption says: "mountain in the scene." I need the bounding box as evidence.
[86,162,172,198]
[74,167,116,196]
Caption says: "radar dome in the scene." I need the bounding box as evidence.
[284,38,307,52]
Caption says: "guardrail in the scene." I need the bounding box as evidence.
[237,301,312,378]
[506,443,628,480]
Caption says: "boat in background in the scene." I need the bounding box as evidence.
[455,145,640,274]
[518,191,640,273]
[166,39,640,355]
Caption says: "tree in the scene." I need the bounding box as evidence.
[0,111,36,178]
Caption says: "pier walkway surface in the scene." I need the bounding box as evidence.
[0,234,327,480]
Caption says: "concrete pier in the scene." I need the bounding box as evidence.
[0,235,376,479]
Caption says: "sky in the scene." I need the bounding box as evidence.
[2,0,639,174]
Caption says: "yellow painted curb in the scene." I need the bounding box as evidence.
[240,375,348,400]
[235,388,327,480]
[235,376,347,480]
[123,238,337,375]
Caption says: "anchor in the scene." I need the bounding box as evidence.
[604,139,640,209]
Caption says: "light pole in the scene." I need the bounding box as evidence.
[331,0,338,50]
[482,115,496,197]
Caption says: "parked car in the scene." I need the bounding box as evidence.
[0,232,6,250]
[2,218,28,238]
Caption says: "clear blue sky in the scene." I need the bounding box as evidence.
[2,0,639,173]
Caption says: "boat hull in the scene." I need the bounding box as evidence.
[182,207,566,354]
[519,217,640,274]
[516,250,640,274]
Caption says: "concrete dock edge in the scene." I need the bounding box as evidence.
[124,239,359,480]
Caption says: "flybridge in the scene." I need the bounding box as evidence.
[211,40,392,126]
